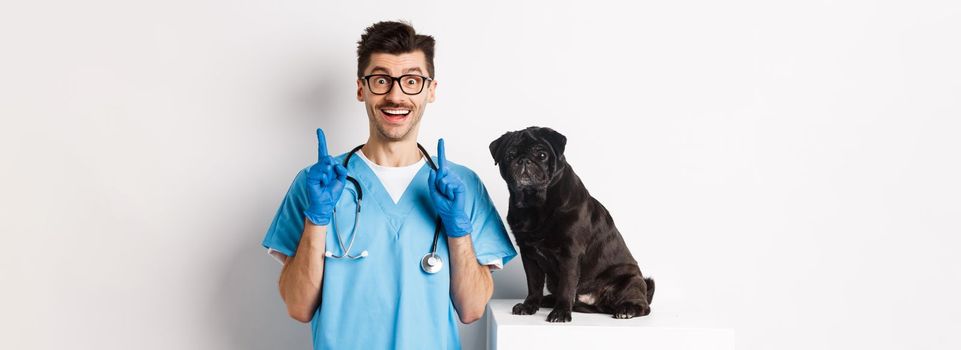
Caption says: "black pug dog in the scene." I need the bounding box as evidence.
[489,126,654,322]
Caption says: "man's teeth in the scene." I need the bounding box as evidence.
[382,109,410,115]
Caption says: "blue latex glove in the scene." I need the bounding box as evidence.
[427,138,472,237]
[303,128,348,226]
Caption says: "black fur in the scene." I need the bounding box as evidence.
[490,126,654,322]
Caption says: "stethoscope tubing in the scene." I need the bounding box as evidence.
[326,143,445,274]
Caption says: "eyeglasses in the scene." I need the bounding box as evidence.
[361,74,433,95]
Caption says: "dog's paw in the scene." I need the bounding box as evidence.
[612,303,650,319]
[546,308,572,323]
[512,302,539,315]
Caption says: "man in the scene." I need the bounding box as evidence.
[261,20,517,349]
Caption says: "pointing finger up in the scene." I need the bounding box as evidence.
[316,128,329,162]
[437,138,447,177]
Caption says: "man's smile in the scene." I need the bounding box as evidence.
[379,107,412,124]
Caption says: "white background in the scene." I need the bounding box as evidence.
[2,0,960,349]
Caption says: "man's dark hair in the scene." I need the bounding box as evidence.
[356,20,435,79]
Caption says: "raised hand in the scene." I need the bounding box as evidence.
[303,128,348,226]
[427,138,472,237]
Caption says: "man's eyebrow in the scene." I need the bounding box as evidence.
[369,66,390,74]
[368,66,425,75]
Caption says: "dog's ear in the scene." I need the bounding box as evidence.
[489,132,513,165]
[535,127,567,160]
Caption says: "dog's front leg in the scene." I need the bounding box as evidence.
[512,246,545,315]
[546,251,579,323]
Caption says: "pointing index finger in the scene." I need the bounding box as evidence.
[316,128,329,161]
[437,138,447,173]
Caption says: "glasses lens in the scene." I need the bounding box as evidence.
[398,75,425,94]
[368,75,392,94]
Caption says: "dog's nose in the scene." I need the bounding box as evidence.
[517,158,533,174]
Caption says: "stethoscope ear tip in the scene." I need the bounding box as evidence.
[360,250,369,257]
[324,251,333,258]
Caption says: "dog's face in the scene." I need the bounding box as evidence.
[489,127,567,208]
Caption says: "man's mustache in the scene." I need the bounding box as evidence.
[378,104,413,109]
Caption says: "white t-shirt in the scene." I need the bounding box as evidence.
[266,150,503,269]
[356,150,425,204]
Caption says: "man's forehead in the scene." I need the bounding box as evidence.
[366,51,428,75]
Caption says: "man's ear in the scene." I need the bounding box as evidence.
[535,127,567,161]
[356,79,365,102]
[489,132,513,165]
[427,79,437,103]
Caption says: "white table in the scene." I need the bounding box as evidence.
[487,299,735,350]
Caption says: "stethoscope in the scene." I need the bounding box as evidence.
[324,143,446,274]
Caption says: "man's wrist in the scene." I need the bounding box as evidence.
[303,218,327,243]
[445,227,471,238]
[447,233,472,240]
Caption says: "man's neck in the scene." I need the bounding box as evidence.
[361,136,423,167]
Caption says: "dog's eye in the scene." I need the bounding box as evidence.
[507,151,516,160]
[537,152,547,160]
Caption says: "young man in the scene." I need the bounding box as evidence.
[261,21,517,349]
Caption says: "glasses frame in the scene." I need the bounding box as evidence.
[361,74,434,95]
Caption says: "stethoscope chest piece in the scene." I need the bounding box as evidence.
[421,252,443,274]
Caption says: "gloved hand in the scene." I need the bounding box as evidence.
[427,138,472,237]
[303,128,348,226]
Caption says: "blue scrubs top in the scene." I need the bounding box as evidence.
[261,151,518,350]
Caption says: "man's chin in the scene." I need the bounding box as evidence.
[376,123,413,141]
[369,109,419,141]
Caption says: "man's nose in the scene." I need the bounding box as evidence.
[385,80,406,101]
